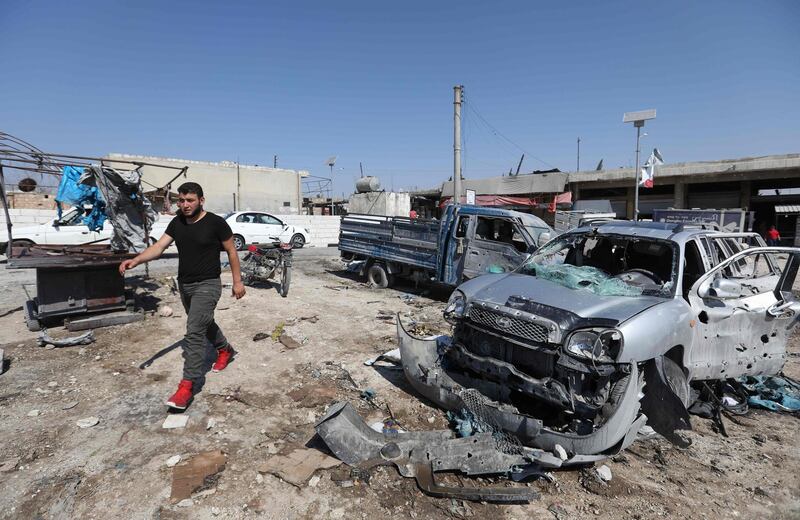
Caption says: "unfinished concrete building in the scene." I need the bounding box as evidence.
[104,154,309,215]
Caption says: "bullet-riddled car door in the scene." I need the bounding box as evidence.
[687,247,800,381]
[462,216,530,279]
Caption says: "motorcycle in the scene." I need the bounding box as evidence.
[240,239,292,297]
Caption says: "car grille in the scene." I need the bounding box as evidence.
[468,306,550,344]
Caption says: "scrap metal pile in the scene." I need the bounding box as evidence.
[0,131,187,256]
[0,131,189,331]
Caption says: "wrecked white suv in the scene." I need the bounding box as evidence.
[398,221,800,464]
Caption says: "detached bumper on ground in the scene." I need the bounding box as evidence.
[315,318,648,502]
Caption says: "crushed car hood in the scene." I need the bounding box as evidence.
[460,272,665,324]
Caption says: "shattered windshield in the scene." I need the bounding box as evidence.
[519,232,677,297]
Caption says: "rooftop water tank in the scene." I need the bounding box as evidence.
[355,176,381,193]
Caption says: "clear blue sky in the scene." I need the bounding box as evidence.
[1,1,798,197]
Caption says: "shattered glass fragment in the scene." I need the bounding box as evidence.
[532,263,643,297]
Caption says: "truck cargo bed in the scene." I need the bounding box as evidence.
[339,214,439,271]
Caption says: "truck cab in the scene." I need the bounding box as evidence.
[438,204,552,285]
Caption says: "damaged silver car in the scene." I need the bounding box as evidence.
[401,222,800,456]
[319,221,800,501]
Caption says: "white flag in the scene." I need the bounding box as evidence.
[639,148,663,188]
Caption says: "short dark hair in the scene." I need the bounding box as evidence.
[177,182,204,198]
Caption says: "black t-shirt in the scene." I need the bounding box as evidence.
[165,212,233,283]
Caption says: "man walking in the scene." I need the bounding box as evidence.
[119,182,246,409]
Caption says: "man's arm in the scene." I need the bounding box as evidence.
[118,234,174,275]
[222,237,246,299]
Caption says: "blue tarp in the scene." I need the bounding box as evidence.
[739,375,800,412]
[54,166,107,232]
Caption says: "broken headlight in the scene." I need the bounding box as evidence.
[444,290,467,324]
[564,328,623,362]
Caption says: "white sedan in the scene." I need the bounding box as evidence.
[2,206,167,252]
[224,211,310,250]
[1,208,310,252]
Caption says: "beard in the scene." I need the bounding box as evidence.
[184,205,203,218]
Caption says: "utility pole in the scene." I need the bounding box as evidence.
[453,85,463,204]
[577,137,580,172]
[273,155,277,168]
[634,125,641,220]
[236,159,241,211]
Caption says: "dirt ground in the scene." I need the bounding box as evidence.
[1,253,799,520]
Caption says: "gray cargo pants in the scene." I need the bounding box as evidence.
[178,278,229,382]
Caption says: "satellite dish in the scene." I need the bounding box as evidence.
[325,156,337,167]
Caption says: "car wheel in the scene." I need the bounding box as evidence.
[662,357,691,408]
[290,233,305,249]
[367,263,394,289]
[232,234,246,251]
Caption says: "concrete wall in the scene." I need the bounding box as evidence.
[0,209,343,247]
[104,154,307,215]
[278,215,340,246]
[5,192,58,210]
[0,208,59,228]
[348,192,410,216]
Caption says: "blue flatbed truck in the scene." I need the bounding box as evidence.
[338,204,553,288]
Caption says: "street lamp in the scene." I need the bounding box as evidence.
[623,109,656,221]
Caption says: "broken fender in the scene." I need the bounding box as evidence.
[639,357,692,448]
[397,318,646,462]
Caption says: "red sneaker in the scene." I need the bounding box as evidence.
[211,346,234,373]
[165,379,193,409]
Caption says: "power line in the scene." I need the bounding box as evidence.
[465,98,558,170]
[462,101,468,177]
[463,101,531,171]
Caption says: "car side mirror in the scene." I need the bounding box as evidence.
[538,232,551,245]
[283,224,289,230]
[699,277,744,299]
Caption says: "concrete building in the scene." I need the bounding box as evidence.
[104,154,309,215]
[347,191,411,216]
[414,153,800,242]
[570,154,800,238]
